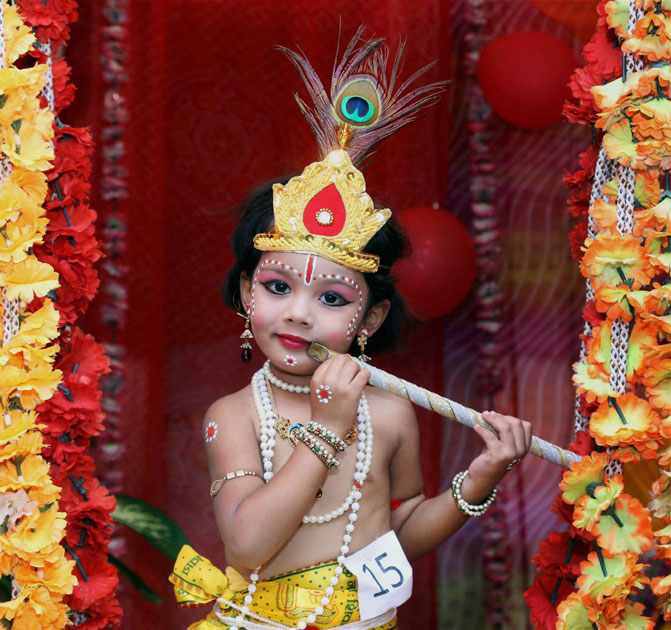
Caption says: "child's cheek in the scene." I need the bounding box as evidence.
[329,330,346,343]
[253,314,266,328]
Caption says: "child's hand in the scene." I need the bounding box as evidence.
[310,354,370,437]
[467,411,532,494]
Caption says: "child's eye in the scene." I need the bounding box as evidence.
[262,280,291,295]
[320,291,352,307]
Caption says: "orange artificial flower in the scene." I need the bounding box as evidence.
[581,233,653,290]
[591,494,653,555]
[577,550,648,605]
[590,393,662,448]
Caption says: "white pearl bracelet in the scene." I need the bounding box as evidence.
[451,470,497,517]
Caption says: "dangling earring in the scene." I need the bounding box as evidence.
[239,312,254,363]
[357,327,370,363]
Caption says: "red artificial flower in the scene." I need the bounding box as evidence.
[52,57,76,114]
[59,327,110,386]
[67,548,119,610]
[549,493,596,541]
[42,432,89,467]
[16,0,79,48]
[524,572,576,630]
[531,531,590,578]
[569,430,596,456]
[569,219,588,261]
[72,593,123,630]
[582,300,604,327]
[583,27,622,77]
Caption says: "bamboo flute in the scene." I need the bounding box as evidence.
[307,342,580,469]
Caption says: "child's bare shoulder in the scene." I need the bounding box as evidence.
[365,385,418,446]
[203,383,255,430]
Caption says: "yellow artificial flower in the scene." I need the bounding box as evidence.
[591,494,654,555]
[5,503,67,556]
[1,108,55,172]
[640,311,671,337]
[0,67,48,130]
[0,207,48,263]
[590,393,662,448]
[7,168,47,205]
[584,321,656,381]
[602,118,641,167]
[13,362,62,410]
[594,284,634,321]
[1,582,70,629]
[635,196,671,233]
[573,360,616,403]
[577,550,648,605]
[12,557,77,595]
[623,12,671,63]
[11,300,59,346]
[573,475,624,531]
[560,452,610,505]
[591,198,618,233]
[642,356,671,414]
[0,257,59,302]
[606,0,632,41]
[0,453,51,494]
[0,430,43,464]
[581,233,653,290]
[557,592,594,630]
[0,409,38,445]
[3,3,34,65]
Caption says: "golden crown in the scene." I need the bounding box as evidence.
[253,150,391,273]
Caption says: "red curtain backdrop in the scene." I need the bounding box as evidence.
[69,1,451,628]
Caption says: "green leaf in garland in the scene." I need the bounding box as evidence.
[107,554,162,605]
[112,494,190,561]
[0,574,11,603]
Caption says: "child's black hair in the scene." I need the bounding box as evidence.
[223,176,412,355]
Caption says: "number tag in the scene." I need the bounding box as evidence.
[343,531,413,620]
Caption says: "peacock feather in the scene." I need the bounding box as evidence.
[278,25,447,166]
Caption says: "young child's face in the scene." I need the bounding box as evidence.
[242,251,369,375]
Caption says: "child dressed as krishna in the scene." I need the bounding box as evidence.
[169,27,533,630]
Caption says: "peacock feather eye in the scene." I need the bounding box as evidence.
[333,76,383,128]
[342,95,374,123]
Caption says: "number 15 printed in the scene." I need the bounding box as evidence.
[361,552,404,597]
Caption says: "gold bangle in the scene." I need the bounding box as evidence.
[210,470,260,498]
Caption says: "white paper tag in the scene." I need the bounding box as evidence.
[343,530,413,620]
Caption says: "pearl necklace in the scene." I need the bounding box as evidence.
[254,370,373,523]
[240,369,372,630]
[263,360,311,394]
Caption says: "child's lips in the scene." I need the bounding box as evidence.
[276,334,309,349]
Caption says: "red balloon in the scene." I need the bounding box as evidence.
[530,0,599,42]
[395,206,476,320]
[477,31,579,129]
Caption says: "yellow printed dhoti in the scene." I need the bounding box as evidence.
[170,545,398,630]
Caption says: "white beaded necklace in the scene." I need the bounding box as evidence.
[241,368,373,630]
[263,360,311,394]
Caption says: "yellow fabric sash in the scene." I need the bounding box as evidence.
[170,545,397,629]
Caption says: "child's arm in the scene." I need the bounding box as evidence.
[205,356,370,571]
[390,405,532,562]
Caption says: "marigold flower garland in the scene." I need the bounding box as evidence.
[525,1,671,628]
[14,0,122,627]
[0,1,79,627]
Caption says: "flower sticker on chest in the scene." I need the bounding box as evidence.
[205,421,218,443]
